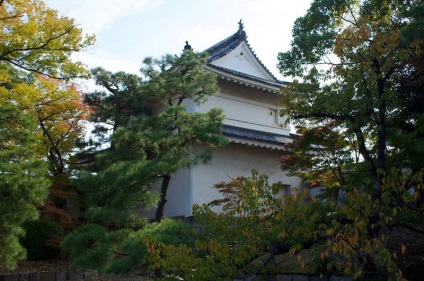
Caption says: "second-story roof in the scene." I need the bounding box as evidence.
[222,124,297,150]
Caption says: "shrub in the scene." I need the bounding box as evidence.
[61,218,193,273]
[20,220,65,261]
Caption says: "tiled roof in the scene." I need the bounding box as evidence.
[204,21,285,85]
[222,124,295,145]
[208,64,287,88]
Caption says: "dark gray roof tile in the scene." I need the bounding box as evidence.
[209,64,287,87]
[222,124,295,145]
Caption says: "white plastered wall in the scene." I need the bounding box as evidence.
[161,143,304,217]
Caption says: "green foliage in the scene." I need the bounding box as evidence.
[75,48,226,227]
[275,0,424,279]
[140,51,219,105]
[0,105,49,269]
[64,49,226,272]
[277,0,424,196]
[0,0,95,269]
[0,0,95,79]
[0,71,92,229]
[141,171,330,280]
[62,219,192,273]
[20,219,65,261]
[84,67,146,148]
[144,173,422,280]
[61,224,117,271]
[281,123,357,193]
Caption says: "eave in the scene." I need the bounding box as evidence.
[205,64,286,94]
[222,124,296,151]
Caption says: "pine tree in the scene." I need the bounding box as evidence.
[63,49,227,271]
[0,106,49,268]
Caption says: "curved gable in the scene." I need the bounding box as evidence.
[204,21,284,85]
[210,42,275,81]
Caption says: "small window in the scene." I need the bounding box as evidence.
[277,184,291,197]
[268,109,279,125]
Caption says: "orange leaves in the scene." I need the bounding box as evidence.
[279,231,288,239]
[331,5,409,90]
[241,229,251,238]
[413,191,420,201]
[0,72,92,226]
[320,250,330,262]
[297,254,305,269]
[143,237,165,271]
[4,74,91,171]
[401,244,406,255]
[209,170,282,218]
[334,14,372,58]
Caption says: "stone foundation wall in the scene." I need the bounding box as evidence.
[0,272,353,281]
[0,271,84,281]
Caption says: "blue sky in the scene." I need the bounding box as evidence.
[44,0,312,81]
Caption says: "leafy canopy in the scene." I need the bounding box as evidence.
[276,0,424,279]
[278,0,424,196]
[0,0,95,80]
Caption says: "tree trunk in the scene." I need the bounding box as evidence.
[155,174,171,222]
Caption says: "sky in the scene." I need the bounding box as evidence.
[44,0,313,83]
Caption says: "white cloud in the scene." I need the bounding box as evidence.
[46,0,165,33]
[45,0,313,82]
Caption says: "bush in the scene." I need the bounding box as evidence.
[61,218,193,273]
[20,219,65,261]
